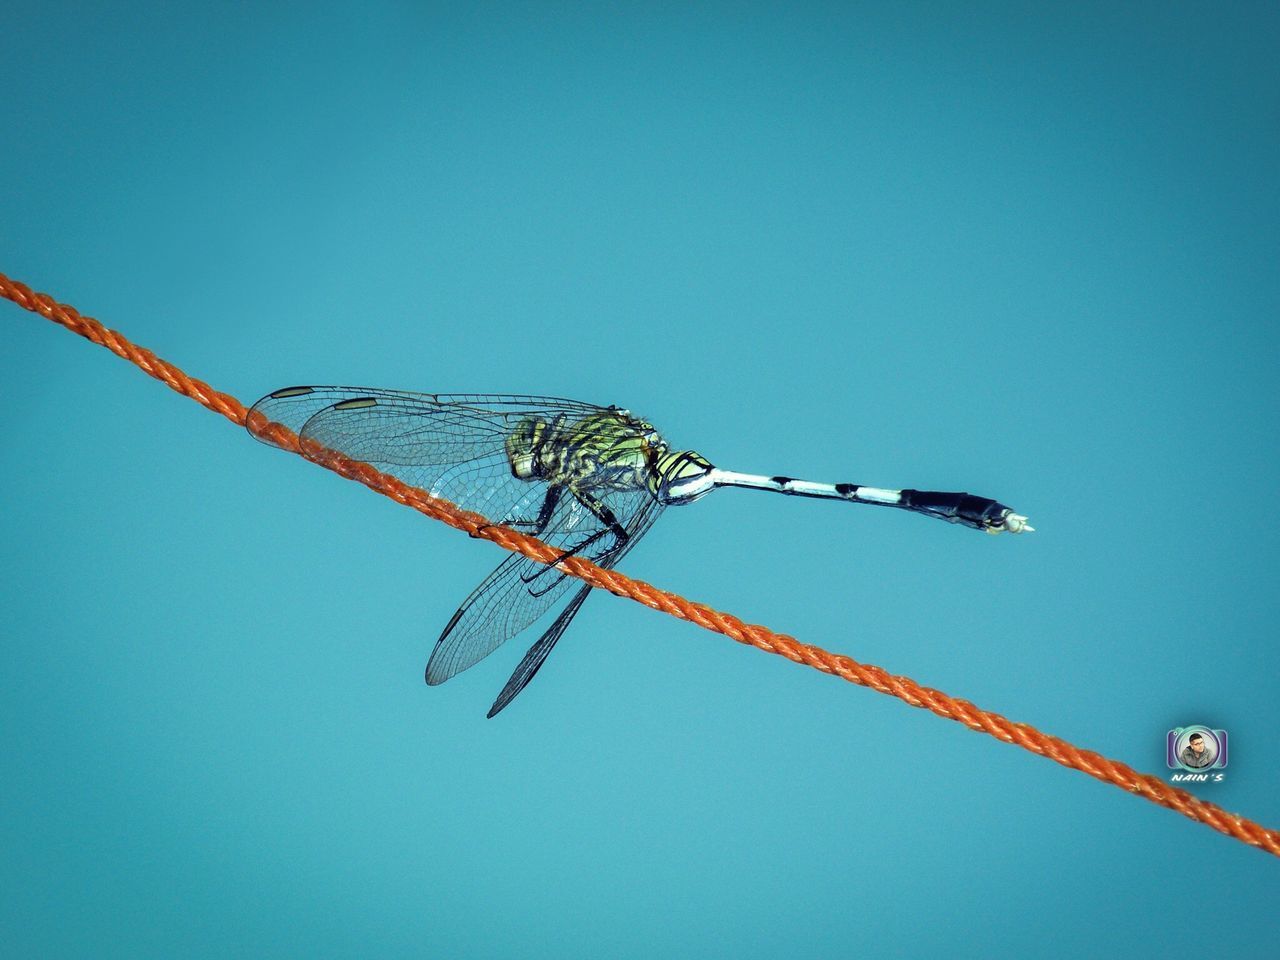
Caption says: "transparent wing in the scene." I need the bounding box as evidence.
[248,387,604,437]
[427,489,664,696]
[247,386,614,522]
[426,554,576,686]
[487,584,592,718]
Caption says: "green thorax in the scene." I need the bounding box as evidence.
[505,408,718,505]
[506,409,660,492]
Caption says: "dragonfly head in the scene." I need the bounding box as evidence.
[650,448,717,505]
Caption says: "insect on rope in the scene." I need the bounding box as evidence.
[5,270,1276,857]
[248,387,1032,717]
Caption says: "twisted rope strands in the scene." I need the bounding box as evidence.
[1,276,248,427]
[4,269,1277,859]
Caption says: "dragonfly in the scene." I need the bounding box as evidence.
[248,387,1033,717]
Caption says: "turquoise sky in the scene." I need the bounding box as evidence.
[2,3,1278,957]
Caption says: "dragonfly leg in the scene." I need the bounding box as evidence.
[519,490,630,596]
[521,526,615,596]
[500,485,564,533]
[571,488,629,543]
[476,485,564,539]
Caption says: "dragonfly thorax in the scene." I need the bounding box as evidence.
[505,410,658,492]
[505,409,716,505]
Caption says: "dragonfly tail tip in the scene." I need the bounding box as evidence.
[1002,512,1034,534]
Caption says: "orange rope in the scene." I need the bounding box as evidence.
[4,269,1277,859]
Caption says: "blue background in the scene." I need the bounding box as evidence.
[2,3,1277,957]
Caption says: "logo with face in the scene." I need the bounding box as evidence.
[1167,726,1228,773]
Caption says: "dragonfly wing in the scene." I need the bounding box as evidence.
[426,551,579,685]
[487,584,592,718]
[248,387,603,443]
[247,386,615,520]
[429,490,665,709]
